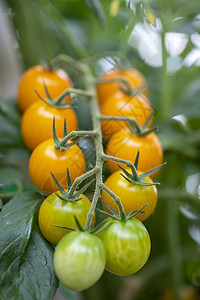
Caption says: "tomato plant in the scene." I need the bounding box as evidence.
[21,100,77,150]
[97,68,148,106]
[17,65,72,112]
[38,192,93,245]
[102,169,157,222]
[98,218,151,276]
[106,129,163,177]
[101,93,152,140]
[54,231,106,291]
[29,138,85,193]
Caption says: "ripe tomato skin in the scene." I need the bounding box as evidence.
[18,65,72,112]
[38,192,94,245]
[101,92,152,140]
[21,101,77,150]
[98,218,151,276]
[97,68,148,106]
[54,231,106,291]
[29,138,85,194]
[106,129,163,177]
[102,170,157,222]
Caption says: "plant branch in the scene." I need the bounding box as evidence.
[68,168,97,198]
[100,184,126,220]
[56,130,97,149]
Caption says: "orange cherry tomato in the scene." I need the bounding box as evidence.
[106,129,163,178]
[102,169,157,222]
[29,138,85,194]
[18,65,72,112]
[97,68,148,106]
[101,92,153,140]
[21,101,77,150]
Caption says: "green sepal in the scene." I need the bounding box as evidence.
[74,215,84,231]
[91,220,113,235]
[34,89,50,106]
[50,172,68,197]
[138,162,167,180]
[118,151,166,186]
[118,164,134,181]
[66,167,72,191]
[96,208,119,220]
[53,225,77,231]
[63,117,68,138]
[126,204,148,220]
[141,110,154,130]
[52,117,60,146]
[102,201,119,218]
[43,81,53,102]
[134,150,139,171]
[97,204,148,221]
[75,179,95,198]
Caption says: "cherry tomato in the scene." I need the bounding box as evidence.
[18,65,72,112]
[54,231,106,291]
[97,68,148,106]
[106,129,163,177]
[21,101,77,150]
[98,218,151,276]
[29,138,85,194]
[101,92,152,140]
[102,169,157,222]
[38,192,94,245]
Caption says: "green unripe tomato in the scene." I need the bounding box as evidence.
[38,191,94,245]
[54,231,106,291]
[98,218,151,276]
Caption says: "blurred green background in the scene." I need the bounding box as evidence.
[0,0,200,299]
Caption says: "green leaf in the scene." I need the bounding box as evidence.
[0,163,23,198]
[0,192,58,300]
[84,0,105,27]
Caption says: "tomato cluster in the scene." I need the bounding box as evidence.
[18,64,164,292]
[98,68,163,176]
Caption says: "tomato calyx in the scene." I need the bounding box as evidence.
[54,213,113,235]
[98,200,148,222]
[35,81,93,110]
[51,167,94,202]
[118,151,166,187]
[52,117,85,151]
[34,82,73,109]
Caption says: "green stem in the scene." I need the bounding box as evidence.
[55,88,93,105]
[99,115,142,134]
[68,168,97,198]
[103,154,132,167]
[101,184,126,220]
[83,66,105,231]
[57,130,97,148]
[51,54,86,73]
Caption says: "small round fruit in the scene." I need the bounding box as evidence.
[106,129,163,177]
[21,101,77,150]
[18,65,72,112]
[101,93,152,140]
[38,192,94,245]
[54,231,106,291]
[98,218,151,276]
[102,169,157,222]
[97,68,148,105]
[29,138,85,194]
